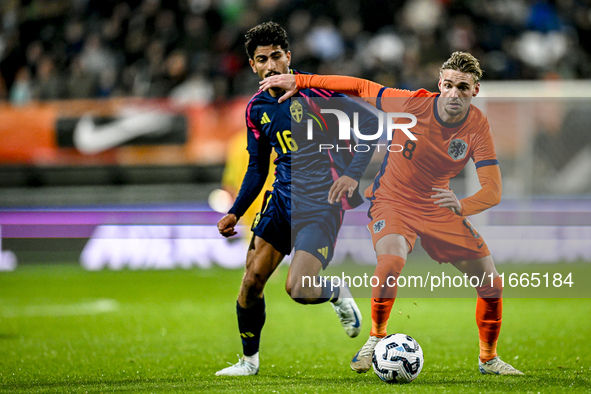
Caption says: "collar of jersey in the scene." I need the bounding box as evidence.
[433,94,470,128]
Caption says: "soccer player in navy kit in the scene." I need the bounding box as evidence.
[216,22,378,376]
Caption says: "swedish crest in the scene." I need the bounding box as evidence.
[290,99,303,123]
[448,139,468,160]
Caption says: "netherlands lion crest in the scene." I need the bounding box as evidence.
[290,99,303,123]
[448,139,468,160]
[373,220,385,233]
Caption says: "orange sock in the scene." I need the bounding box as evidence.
[475,275,503,362]
[370,255,406,337]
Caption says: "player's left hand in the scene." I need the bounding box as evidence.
[329,176,358,204]
[259,74,298,103]
[431,187,462,215]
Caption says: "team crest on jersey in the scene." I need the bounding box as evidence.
[373,220,385,233]
[290,99,303,123]
[448,139,468,160]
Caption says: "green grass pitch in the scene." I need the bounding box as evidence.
[0,262,590,393]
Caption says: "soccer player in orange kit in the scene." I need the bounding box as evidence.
[260,51,523,375]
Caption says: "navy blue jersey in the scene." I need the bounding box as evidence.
[229,70,378,219]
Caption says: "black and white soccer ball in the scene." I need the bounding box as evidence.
[372,333,424,383]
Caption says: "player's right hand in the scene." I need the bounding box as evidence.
[217,213,238,238]
[259,74,298,103]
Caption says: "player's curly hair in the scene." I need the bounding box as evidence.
[245,21,289,59]
[440,51,483,83]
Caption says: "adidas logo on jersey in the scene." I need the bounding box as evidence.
[260,112,271,124]
[317,247,328,259]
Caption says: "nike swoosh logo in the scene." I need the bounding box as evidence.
[352,309,360,328]
[477,242,484,249]
[73,111,173,154]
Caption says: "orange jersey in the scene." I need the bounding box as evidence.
[296,75,502,216]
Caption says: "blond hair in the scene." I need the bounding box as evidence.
[440,51,483,83]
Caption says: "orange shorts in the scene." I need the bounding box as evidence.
[367,201,490,264]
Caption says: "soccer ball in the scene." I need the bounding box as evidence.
[372,333,424,383]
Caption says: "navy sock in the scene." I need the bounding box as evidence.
[307,277,340,304]
[236,297,266,356]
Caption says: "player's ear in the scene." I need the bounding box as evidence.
[437,76,442,92]
[249,58,257,73]
[286,51,291,67]
[472,82,480,97]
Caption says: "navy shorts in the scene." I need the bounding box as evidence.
[251,190,344,269]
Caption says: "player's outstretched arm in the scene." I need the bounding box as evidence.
[297,75,385,107]
[218,213,238,237]
[261,74,387,107]
[259,74,298,103]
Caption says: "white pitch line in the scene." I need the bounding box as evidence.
[0,299,120,317]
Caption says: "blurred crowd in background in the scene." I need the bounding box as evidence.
[1,0,591,105]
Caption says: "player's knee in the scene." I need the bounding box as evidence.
[289,279,318,304]
[452,260,470,273]
[242,271,267,297]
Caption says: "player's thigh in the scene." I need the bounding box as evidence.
[286,250,323,292]
[420,213,491,264]
[251,190,292,257]
[375,234,409,259]
[239,235,285,307]
[292,208,343,270]
[244,235,285,280]
[368,202,417,257]
[452,255,499,286]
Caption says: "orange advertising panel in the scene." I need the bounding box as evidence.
[0,97,250,166]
